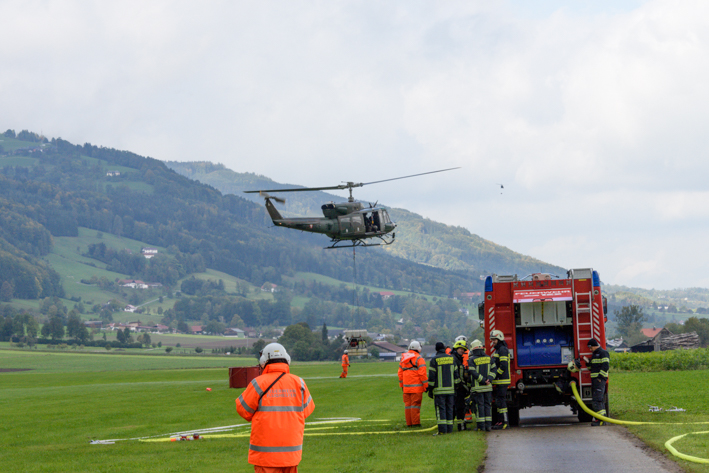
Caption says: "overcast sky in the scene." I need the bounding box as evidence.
[2,0,708,290]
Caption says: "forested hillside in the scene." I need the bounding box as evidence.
[0,130,491,344]
[166,161,567,276]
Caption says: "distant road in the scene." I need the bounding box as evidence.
[484,406,683,473]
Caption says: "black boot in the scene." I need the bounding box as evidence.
[492,412,508,430]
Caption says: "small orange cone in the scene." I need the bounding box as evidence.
[206,387,212,392]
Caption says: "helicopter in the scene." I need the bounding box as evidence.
[244,168,459,249]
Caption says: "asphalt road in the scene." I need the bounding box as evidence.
[484,406,683,473]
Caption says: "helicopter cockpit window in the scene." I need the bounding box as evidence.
[364,211,381,233]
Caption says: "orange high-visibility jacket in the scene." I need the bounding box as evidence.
[236,363,315,467]
[398,350,428,393]
[342,354,349,366]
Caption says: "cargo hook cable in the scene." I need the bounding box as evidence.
[570,381,709,464]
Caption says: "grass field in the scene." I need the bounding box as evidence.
[2,348,709,472]
[0,349,486,472]
[611,370,709,473]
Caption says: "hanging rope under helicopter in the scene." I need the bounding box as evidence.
[352,246,359,308]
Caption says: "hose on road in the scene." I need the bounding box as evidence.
[570,381,709,464]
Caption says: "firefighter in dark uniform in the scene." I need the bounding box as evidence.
[468,339,493,431]
[427,341,459,435]
[489,329,510,430]
[583,338,610,426]
[452,340,470,431]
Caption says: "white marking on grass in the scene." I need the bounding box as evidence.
[302,374,397,380]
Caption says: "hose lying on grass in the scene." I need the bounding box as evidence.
[570,381,709,464]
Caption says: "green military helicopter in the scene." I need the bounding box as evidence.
[244,168,459,249]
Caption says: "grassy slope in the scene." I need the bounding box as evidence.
[0,350,486,473]
[12,222,454,323]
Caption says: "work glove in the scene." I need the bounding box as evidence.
[427,390,434,399]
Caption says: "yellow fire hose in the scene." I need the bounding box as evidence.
[139,422,438,442]
[570,381,709,464]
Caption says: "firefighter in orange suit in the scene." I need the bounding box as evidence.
[339,350,349,378]
[236,343,315,473]
[398,340,428,427]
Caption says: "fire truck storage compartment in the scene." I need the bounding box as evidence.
[515,326,574,367]
[516,300,571,326]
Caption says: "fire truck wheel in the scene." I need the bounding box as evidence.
[508,406,520,427]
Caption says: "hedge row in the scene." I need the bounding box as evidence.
[36,338,144,349]
[611,348,709,372]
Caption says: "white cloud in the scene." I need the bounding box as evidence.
[1,0,709,289]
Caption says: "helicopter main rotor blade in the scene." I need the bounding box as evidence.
[243,167,459,195]
[244,184,353,194]
[360,167,461,187]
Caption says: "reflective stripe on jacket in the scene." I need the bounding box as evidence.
[490,341,510,385]
[428,349,458,395]
[468,349,493,393]
[236,363,315,467]
[587,347,610,380]
[398,350,428,393]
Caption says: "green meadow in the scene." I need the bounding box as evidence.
[0,350,486,473]
[3,348,709,472]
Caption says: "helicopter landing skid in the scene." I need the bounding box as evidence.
[324,233,395,250]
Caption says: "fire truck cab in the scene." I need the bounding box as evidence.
[479,268,608,426]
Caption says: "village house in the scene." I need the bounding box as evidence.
[224,328,245,338]
[261,282,278,293]
[370,341,406,361]
[118,279,149,289]
[141,248,158,259]
[640,327,673,351]
[106,171,121,177]
[379,291,395,300]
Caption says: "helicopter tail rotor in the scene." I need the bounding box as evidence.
[259,191,286,205]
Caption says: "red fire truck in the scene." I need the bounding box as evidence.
[478,268,608,426]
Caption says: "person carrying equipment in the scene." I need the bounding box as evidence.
[427,341,459,435]
[468,339,493,431]
[236,343,315,473]
[398,341,428,427]
[583,338,610,426]
[489,329,510,430]
[452,340,470,431]
[340,350,349,378]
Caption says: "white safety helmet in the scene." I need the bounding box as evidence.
[469,339,484,350]
[489,329,505,341]
[567,360,580,373]
[259,343,291,367]
[408,341,422,352]
[454,335,468,343]
[344,349,348,354]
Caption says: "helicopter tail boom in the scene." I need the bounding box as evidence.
[264,197,284,222]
